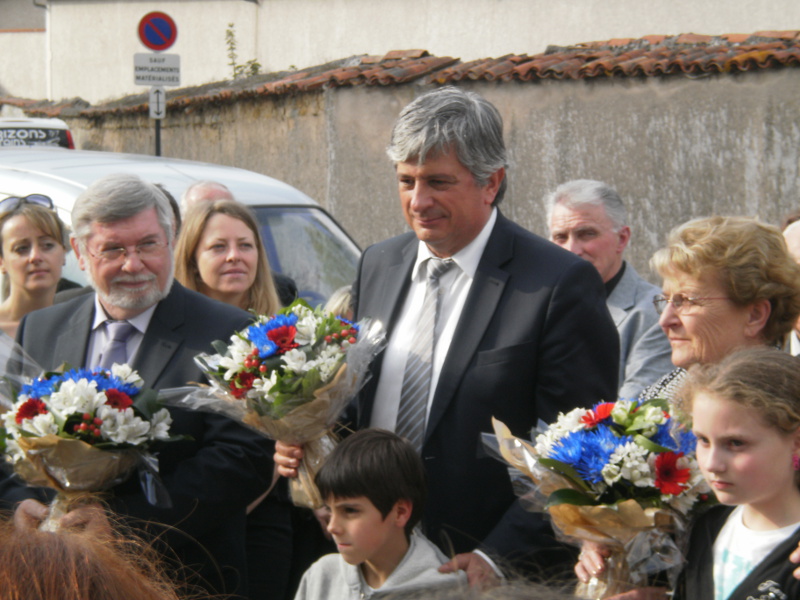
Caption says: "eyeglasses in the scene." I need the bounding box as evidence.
[0,194,54,213]
[87,240,168,264]
[652,293,729,314]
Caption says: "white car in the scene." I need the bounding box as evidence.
[0,118,75,149]
[0,147,360,305]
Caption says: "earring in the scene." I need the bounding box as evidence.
[793,455,800,471]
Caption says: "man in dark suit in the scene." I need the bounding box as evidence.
[277,87,619,584]
[5,173,273,598]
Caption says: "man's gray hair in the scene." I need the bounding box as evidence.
[386,86,509,205]
[545,179,627,230]
[72,173,175,245]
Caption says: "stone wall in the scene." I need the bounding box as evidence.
[64,69,800,282]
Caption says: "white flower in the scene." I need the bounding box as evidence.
[534,407,586,456]
[47,379,106,419]
[148,408,172,441]
[307,345,345,382]
[219,335,254,380]
[282,348,310,373]
[603,441,653,488]
[20,412,58,437]
[4,438,24,463]
[611,400,635,425]
[110,364,145,388]
[252,370,279,397]
[294,313,319,346]
[98,406,150,445]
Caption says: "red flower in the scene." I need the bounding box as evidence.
[655,451,690,495]
[230,372,256,399]
[267,325,299,354]
[105,389,133,410]
[581,402,615,428]
[15,398,48,424]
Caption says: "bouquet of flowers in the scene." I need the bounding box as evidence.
[182,299,385,508]
[0,364,177,530]
[488,398,711,599]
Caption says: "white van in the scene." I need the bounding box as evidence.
[0,147,360,305]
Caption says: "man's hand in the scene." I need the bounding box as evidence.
[274,440,304,478]
[14,499,49,531]
[439,552,500,589]
[14,499,111,538]
[575,540,610,583]
[791,543,800,579]
[576,541,668,600]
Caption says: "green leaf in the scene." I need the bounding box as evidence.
[634,434,671,453]
[546,488,597,508]
[538,457,593,492]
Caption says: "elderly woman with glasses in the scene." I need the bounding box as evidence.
[637,215,800,402]
[575,216,800,599]
[0,194,70,338]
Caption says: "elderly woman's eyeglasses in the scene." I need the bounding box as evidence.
[652,294,729,314]
[0,194,54,213]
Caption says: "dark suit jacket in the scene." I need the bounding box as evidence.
[353,213,619,572]
[9,282,273,597]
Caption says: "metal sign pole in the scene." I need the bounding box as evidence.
[155,119,161,156]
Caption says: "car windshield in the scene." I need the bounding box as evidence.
[252,206,359,307]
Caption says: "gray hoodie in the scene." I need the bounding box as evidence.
[294,531,467,600]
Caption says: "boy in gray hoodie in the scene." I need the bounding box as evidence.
[293,429,467,600]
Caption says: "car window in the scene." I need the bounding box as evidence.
[251,206,359,307]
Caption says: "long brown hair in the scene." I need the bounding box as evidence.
[174,200,281,314]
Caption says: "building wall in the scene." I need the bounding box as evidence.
[65,69,800,281]
[2,0,798,102]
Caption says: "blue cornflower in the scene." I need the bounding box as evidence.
[651,422,678,450]
[577,427,629,484]
[548,429,586,468]
[246,314,298,359]
[676,429,697,454]
[21,377,57,398]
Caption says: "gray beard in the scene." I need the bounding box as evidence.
[87,264,175,312]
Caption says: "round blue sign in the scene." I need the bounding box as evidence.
[138,12,177,52]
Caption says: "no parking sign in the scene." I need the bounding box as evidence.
[138,12,178,52]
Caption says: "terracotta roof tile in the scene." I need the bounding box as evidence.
[3,31,798,119]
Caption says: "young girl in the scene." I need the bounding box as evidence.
[673,346,800,600]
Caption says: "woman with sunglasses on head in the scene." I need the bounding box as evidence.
[0,194,69,338]
[575,215,800,600]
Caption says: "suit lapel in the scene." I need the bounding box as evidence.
[606,263,635,326]
[52,297,95,370]
[424,216,512,443]
[132,285,184,387]
[376,240,417,330]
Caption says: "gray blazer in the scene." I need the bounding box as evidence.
[608,262,674,399]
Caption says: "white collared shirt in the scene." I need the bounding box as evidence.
[791,330,800,357]
[86,295,157,368]
[370,208,498,431]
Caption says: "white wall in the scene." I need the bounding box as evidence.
[3,0,799,103]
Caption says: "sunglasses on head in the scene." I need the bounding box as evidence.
[0,194,54,214]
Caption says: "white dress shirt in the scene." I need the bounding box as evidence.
[370,208,498,432]
[791,329,800,357]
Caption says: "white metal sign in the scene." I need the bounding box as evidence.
[149,87,166,120]
[134,53,180,87]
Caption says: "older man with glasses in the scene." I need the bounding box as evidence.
[0,173,274,599]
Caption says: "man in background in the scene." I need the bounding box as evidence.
[547,179,673,398]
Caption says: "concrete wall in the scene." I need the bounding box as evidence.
[2,0,799,102]
[65,69,800,283]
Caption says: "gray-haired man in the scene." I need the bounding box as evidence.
[5,173,273,598]
[278,87,620,584]
[547,179,673,398]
